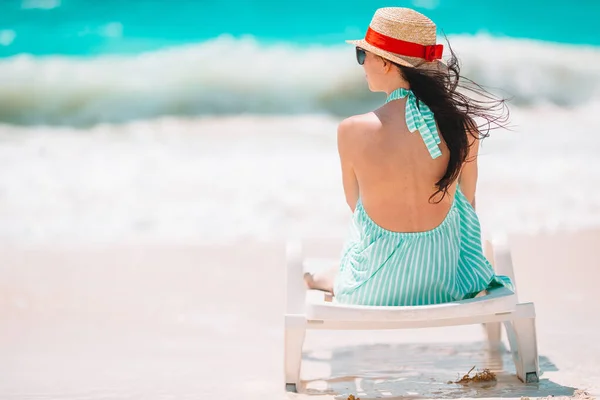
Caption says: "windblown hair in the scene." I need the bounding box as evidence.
[390,38,510,203]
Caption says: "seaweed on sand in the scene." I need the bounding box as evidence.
[453,366,497,384]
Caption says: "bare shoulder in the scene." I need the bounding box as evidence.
[337,112,381,145]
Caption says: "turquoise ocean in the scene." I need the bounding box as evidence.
[2,0,599,56]
[1,0,600,125]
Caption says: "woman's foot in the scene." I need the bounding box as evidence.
[303,269,336,294]
[303,272,315,289]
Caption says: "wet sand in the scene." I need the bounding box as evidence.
[0,229,599,399]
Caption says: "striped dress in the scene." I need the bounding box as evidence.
[333,88,513,306]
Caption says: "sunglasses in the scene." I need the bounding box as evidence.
[356,47,366,65]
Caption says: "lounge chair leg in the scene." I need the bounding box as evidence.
[483,238,504,352]
[284,315,306,390]
[284,241,307,391]
[484,322,502,350]
[286,240,306,315]
[504,307,539,383]
[491,235,518,296]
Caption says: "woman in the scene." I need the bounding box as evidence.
[305,7,513,306]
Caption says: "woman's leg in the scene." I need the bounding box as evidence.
[304,265,339,294]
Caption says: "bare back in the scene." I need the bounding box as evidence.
[341,97,457,233]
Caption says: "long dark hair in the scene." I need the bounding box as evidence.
[390,39,510,202]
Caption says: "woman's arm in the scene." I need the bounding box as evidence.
[337,118,360,212]
[459,133,480,209]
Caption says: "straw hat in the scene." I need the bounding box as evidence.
[347,7,445,70]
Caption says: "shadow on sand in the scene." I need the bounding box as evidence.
[300,341,577,399]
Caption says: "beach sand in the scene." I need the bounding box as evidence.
[0,229,598,399]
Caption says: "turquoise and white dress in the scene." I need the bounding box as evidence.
[333,88,513,306]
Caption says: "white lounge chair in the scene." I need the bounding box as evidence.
[283,236,539,392]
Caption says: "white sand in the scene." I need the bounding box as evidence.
[0,230,599,399]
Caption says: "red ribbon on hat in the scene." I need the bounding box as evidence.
[365,27,443,62]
